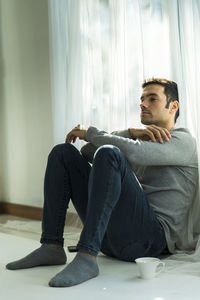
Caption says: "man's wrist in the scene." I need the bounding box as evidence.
[128,128,136,139]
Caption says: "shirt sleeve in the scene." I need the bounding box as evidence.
[80,128,132,163]
[85,126,197,167]
[80,143,98,163]
[111,129,132,139]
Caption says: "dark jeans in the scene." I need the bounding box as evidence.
[40,143,167,261]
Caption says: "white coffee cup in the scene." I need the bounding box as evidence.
[135,257,165,280]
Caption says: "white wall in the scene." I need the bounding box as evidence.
[0,0,54,207]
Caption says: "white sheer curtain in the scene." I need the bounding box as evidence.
[48,0,176,145]
[48,0,200,140]
[48,0,200,269]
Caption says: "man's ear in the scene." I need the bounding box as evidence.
[169,101,179,115]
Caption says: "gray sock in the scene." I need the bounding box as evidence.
[6,244,67,270]
[49,252,99,287]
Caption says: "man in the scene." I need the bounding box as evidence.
[6,78,198,287]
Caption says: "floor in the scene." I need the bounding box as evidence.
[0,215,200,300]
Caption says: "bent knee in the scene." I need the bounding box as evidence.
[94,145,120,158]
[49,143,78,158]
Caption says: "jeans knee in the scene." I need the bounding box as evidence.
[48,143,77,159]
[94,145,121,160]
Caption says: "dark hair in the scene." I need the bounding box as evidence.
[142,78,179,122]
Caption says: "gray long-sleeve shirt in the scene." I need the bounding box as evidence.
[81,126,198,253]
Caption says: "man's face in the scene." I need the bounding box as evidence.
[140,84,171,126]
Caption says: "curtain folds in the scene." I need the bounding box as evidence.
[48,0,200,270]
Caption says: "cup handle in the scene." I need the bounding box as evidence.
[155,261,165,276]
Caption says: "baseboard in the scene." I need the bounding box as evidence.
[0,202,82,227]
[0,202,43,220]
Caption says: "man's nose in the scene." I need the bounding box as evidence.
[140,101,148,109]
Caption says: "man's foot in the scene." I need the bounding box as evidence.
[49,252,99,287]
[6,244,67,270]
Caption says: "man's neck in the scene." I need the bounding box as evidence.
[155,120,175,131]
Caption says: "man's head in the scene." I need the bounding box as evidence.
[140,78,179,129]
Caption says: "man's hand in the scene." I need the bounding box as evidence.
[65,124,87,144]
[129,125,171,144]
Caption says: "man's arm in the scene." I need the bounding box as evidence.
[111,129,132,139]
[112,125,171,144]
[80,129,132,163]
[79,127,154,163]
[85,126,197,167]
[128,125,171,144]
[65,124,197,167]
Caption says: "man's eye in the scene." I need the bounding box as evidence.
[150,98,156,101]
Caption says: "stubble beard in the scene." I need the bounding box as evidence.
[141,116,154,125]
